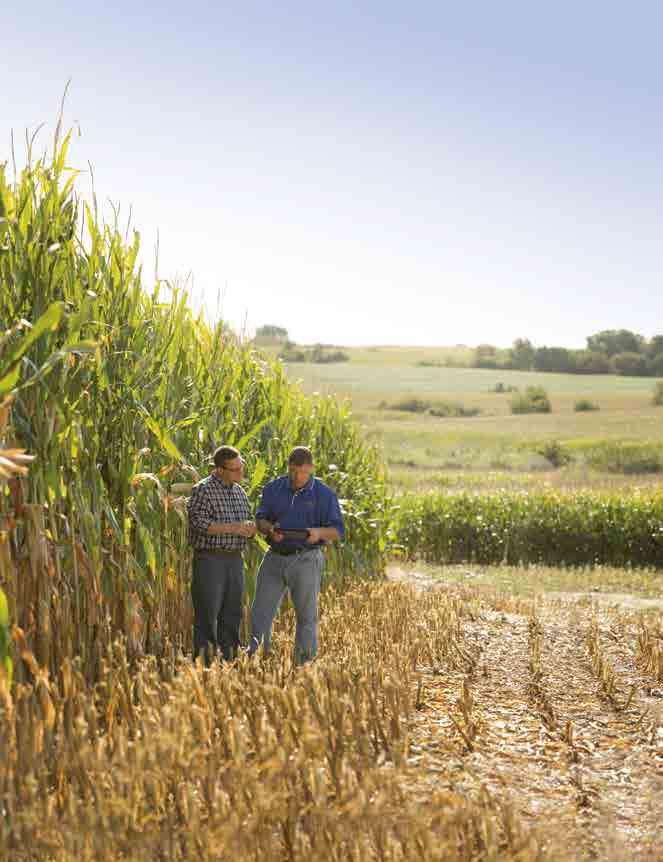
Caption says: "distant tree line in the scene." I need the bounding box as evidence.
[255,324,289,340]
[474,330,663,376]
[279,341,349,364]
[254,325,350,364]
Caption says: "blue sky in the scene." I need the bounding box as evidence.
[3,2,662,347]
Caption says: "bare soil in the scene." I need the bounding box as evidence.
[390,564,663,860]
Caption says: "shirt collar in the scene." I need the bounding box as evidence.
[288,475,314,494]
[211,472,235,490]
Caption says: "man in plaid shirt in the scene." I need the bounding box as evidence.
[187,445,256,663]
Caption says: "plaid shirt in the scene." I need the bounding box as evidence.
[187,473,252,552]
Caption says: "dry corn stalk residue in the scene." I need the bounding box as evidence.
[393,567,663,860]
[1,577,663,859]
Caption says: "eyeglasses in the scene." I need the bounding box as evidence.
[221,462,244,473]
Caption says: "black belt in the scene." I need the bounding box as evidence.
[194,548,242,557]
[269,545,318,557]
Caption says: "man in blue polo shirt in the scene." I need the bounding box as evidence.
[249,445,344,665]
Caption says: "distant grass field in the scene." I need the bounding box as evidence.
[391,560,663,598]
[275,345,663,492]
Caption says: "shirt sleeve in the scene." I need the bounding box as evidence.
[322,489,345,540]
[187,484,214,534]
[255,483,274,522]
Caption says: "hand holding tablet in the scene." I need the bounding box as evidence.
[272,525,310,541]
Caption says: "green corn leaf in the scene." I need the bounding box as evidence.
[0,301,64,374]
[137,523,156,575]
[171,414,199,431]
[0,588,8,627]
[248,458,267,496]
[62,339,98,354]
[13,342,99,393]
[145,415,183,462]
[235,418,269,451]
[0,364,21,398]
[55,130,72,174]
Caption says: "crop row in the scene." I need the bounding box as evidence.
[395,490,663,567]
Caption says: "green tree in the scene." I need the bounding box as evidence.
[533,347,575,373]
[611,352,649,376]
[510,338,535,370]
[647,335,663,359]
[255,325,288,340]
[474,344,498,368]
[586,329,645,357]
[510,386,552,414]
[573,350,611,374]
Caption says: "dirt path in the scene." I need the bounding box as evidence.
[390,565,663,860]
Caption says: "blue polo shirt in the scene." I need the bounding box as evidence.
[256,475,345,549]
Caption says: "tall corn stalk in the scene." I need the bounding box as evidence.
[0,130,391,681]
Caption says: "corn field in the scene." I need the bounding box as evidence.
[0,581,538,860]
[2,565,663,858]
[3,128,663,859]
[0,131,392,685]
[395,489,663,568]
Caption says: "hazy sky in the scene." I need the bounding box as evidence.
[3,3,662,347]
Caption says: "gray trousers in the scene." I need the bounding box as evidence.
[249,548,324,665]
[191,551,244,663]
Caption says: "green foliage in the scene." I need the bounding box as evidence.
[509,338,535,371]
[385,398,431,413]
[309,344,349,364]
[278,342,349,364]
[533,347,575,374]
[584,441,662,474]
[535,440,572,467]
[0,588,12,685]
[471,334,660,377]
[428,402,481,418]
[474,344,497,368]
[473,343,516,370]
[381,398,479,417]
[255,324,288,340]
[510,386,551,414]
[278,340,308,362]
[572,350,611,374]
[574,399,599,412]
[469,332,663,377]
[0,133,390,675]
[394,490,663,567]
[649,354,663,377]
[587,329,645,357]
[648,336,663,359]
[611,352,649,377]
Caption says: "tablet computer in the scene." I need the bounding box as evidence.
[274,528,310,541]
